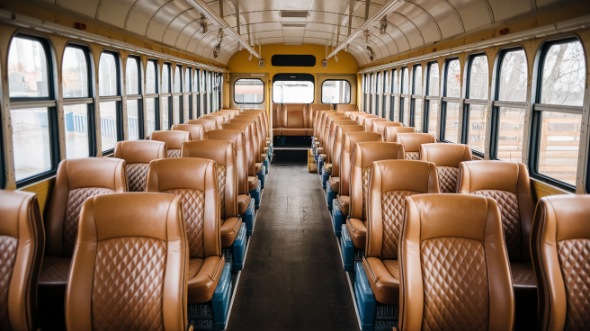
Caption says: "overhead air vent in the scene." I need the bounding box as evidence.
[280,10,309,18]
[282,23,307,28]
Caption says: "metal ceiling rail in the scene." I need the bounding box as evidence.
[327,0,405,60]
[186,0,261,59]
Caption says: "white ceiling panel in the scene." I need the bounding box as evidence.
[96,0,135,29]
[57,0,99,18]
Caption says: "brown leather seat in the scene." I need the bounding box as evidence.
[398,194,514,330]
[114,140,167,192]
[328,124,366,194]
[345,142,407,250]
[383,126,415,142]
[228,120,264,174]
[396,132,437,160]
[323,118,358,172]
[201,114,225,127]
[146,158,224,304]
[65,193,188,330]
[363,117,387,132]
[205,129,251,215]
[234,114,268,164]
[172,123,205,141]
[372,121,402,135]
[335,132,382,218]
[182,140,242,248]
[150,130,190,158]
[336,104,358,113]
[38,158,127,316]
[223,123,261,192]
[187,119,219,132]
[420,143,472,193]
[531,195,590,331]
[0,190,44,331]
[458,160,537,324]
[362,159,440,306]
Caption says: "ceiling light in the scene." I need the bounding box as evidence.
[280,10,309,18]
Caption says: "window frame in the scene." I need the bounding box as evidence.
[98,51,123,154]
[411,64,424,131]
[529,38,585,191]
[424,61,440,138]
[271,73,315,104]
[320,79,351,105]
[172,64,183,125]
[389,68,398,121]
[125,55,143,140]
[145,59,160,135]
[441,57,462,143]
[399,67,410,125]
[464,53,490,156]
[8,34,60,187]
[234,78,265,105]
[490,47,529,162]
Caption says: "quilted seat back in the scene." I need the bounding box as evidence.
[114,140,167,192]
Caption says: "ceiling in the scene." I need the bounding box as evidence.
[32,0,574,66]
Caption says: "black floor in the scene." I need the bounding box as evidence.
[227,150,358,330]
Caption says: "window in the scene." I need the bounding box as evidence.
[367,73,374,114]
[213,72,221,112]
[375,71,382,115]
[411,65,424,131]
[321,80,351,104]
[363,74,369,112]
[8,36,57,184]
[389,69,398,121]
[465,54,489,154]
[235,78,264,104]
[98,52,122,153]
[492,49,528,162]
[161,63,171,128]
[425,62,440,138]
[194,69,201,118]
[442,58,461,143]
[382,70,389,118]
[532,40,585,188]
[172,65,182,125]
[272,74,314,103]
[202,70,208,114]
[126,56,142,140]
[184,67,193,119]
[63,45,94,158]
[400,68,410,125]
[145,60,158,136]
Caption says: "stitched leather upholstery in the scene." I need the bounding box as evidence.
[346,142,406,250]
[201,114,225,127]
[146,157,224,303]
[531,195,590,331]
[420,143,472,193]
[364,117,387,132]
[65,193,188,331]
[383,126,416,142]
[114,140,167,192]
[150,130,190,158]
[171,123,205,141]
[336,132,382,217]
[0,191,44,331]
[396,133,437,160]
[205,129,251,214]
[182,140,242,248]
[40,157,127,296]
[362,160,439,305]
[187,119,219,132]
[398,194,514,331]
[329,125,365,192]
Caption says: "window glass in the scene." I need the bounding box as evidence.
[161,96,169,129]
[468,55,489,99]
[99,53,118,96]
[468,104,487,153]
[414,99,423,131]
[127,100,139,140]
[401,68,409,94]
[8,37,50,98]
[146,60,157,94]
[496,107,525,162]
[184,67,191,92]
[162,63,171,94]
[392,69,398,94]
[413,65,423,95]
[11,108,52,180]
[541,41,585,106]
[498,49,527,102]
[145,98,156,137]
[427,62,439,96]
[126,57,140,95]
[273,80,314,103]
[63,104,89,158]
[445,58,461,98]
[428,101,439,137]
[537,112,581,185]
[174,66,181,93]
[402,98,410,125]
[322,80,351,104]
[100,101,117,151]
[235,78,264,104]
[63,47,89,98]
[444,102,460,142]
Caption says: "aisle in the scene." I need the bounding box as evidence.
[226,150,358,330]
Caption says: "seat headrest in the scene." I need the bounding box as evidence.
[114,140,166,164]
